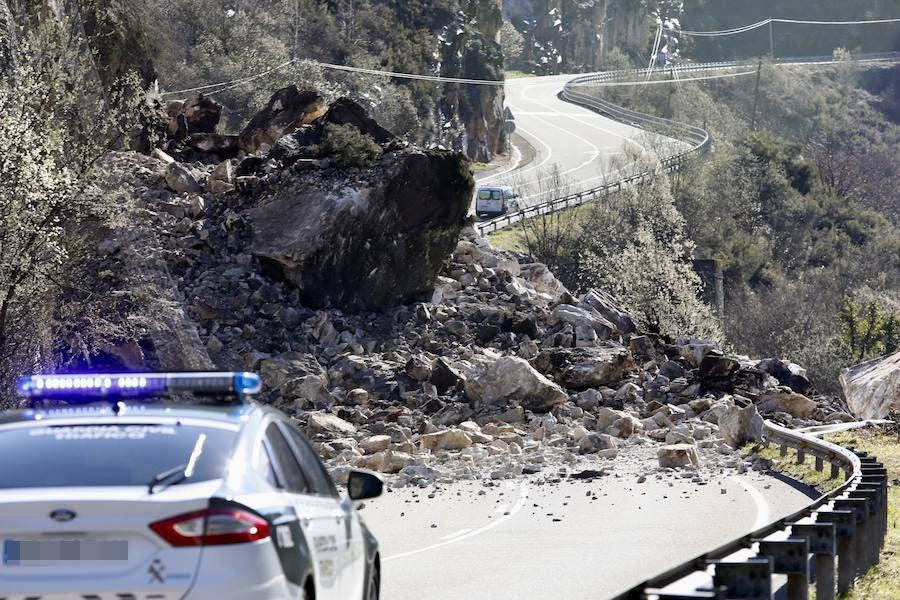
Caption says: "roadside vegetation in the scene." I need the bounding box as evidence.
[512,56,900,394]
[747,427,898,599]
[826,429,900,600]
[0,22,153,406]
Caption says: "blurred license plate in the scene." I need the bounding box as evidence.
[3,540,128,565]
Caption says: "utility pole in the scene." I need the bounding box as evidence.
[750,61,763,130]
[769,21,775,58]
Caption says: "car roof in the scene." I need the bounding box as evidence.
[477,185,513,191]
[0,401,277,429]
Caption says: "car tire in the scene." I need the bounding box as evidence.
[365,563,380,600]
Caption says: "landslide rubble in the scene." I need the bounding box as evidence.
[97,85,853,490]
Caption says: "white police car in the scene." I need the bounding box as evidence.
[0,372,383,599]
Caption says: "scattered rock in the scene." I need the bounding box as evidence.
[717,403,765,448]
[464,355,568,412]
[164,162,201,194]
[657,444,701,469]
[759,390,817,418]
[420,428,473,451]
[307,412,356,436]
[579,433,617,454]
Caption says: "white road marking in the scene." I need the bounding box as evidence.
[439,528,474,541]
[382,481,530,562]
[480,124,554,184]
[475,139,523,182]
[729,476,771,530]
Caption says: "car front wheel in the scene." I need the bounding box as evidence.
[365,563,380,600]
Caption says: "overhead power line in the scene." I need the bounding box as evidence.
[161,59,505,98]
[679,16,900,37]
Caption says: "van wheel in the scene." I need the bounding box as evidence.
[365,563,380,600]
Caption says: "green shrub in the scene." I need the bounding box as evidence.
[323,123,383,168]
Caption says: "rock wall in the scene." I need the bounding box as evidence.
[504,0,657,74]
[441,0,507,161]
[0,0,15,72]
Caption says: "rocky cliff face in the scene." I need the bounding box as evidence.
[504,0,658,74]
[439,0,507,161]
[0,0,15,72]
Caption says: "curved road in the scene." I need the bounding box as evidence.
[365,465,815,599]
[372,73,820,599]
[476,75,683,206]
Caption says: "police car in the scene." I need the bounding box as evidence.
[0,372,383,600]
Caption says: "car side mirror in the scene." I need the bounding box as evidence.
[348,470,384,501]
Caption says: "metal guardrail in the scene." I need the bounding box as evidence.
[612,421,889,600]
[475,51,900,236]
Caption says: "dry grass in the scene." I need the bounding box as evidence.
[750,444,845,494]
[825,430,899,600]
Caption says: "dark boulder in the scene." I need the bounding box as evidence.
[246,146,472,311]
[239,85,327,155]
[756,358,812,395]
[325,97,397,145]
[167,93,223,139]
[531,345,632,390]
[185,133,239,160]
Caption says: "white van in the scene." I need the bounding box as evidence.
[475,186,521,218]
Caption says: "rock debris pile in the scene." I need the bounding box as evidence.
[100,85,852,489]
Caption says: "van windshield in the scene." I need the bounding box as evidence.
[478,190,502,200]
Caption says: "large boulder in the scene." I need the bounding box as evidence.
[579,289,637,335]
[464,355,568,412]
[718,403,765,448]
[758,390,817,418]
[551,304,617,339]
[658,444,701,469]
[756,358,812,395]
[840,352,900,419]
[167,93,223,139]
[532,346,632,390]
[325,97,397,145]
[420,428,473,451]
[240,85,328,155]
[247,147,472,311]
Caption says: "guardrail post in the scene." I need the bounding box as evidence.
[849,486,881,568]
[755,539,809,600]
[789,523,836,600]
[861,472,888,549]
[780,444,789,458]
[708,558,772,599]
[796,448,806,465]
[830,463,841,479]
[834,497,869,580]
[814,456,824,472]
[815,509,855,594]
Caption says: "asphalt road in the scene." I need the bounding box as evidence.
[475,75,684,206]
[372,73,821,600]
[364,468,815,599]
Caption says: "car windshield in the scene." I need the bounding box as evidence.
[0,422,238,489]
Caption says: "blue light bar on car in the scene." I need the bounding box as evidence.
[17,372,262,399]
